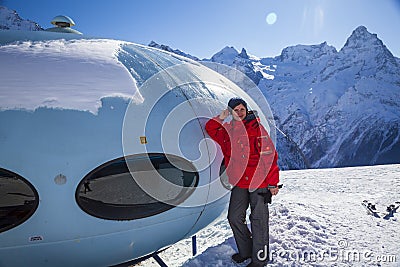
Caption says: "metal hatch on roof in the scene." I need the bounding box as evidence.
[45,15,82,34]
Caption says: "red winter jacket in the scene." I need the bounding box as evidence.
[205,115,279,189]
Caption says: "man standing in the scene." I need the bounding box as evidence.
[205,98,280,267]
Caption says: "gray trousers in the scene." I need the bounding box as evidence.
[228,186,270,266]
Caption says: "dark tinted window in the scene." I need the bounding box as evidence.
[0,168,39,233]
[76,154,198,220]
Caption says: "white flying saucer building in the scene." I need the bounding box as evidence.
[0,16,269,266]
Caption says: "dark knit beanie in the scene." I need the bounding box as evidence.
[227,97,248,111]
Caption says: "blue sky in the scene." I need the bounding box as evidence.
[2,0,400,58]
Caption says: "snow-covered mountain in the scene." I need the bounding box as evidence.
[0,6,43,31]
[1,7,398,169]
[258,26,400,168]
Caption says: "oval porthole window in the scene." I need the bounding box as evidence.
[0,168,39,233]
[76,154,199,220]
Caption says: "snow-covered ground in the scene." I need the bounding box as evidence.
[137,164,399,267]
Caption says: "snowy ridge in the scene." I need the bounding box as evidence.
[0,6,43,31]
[277,41,337,66]
[148,41,200,61]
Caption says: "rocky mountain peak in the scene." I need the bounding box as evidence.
[339,25,398,74]
[341,25,393,57]
[343,26,378,48]
[238,48,249,59]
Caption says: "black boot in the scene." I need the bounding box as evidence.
[246,260,266,267]
[231,253,251,263]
